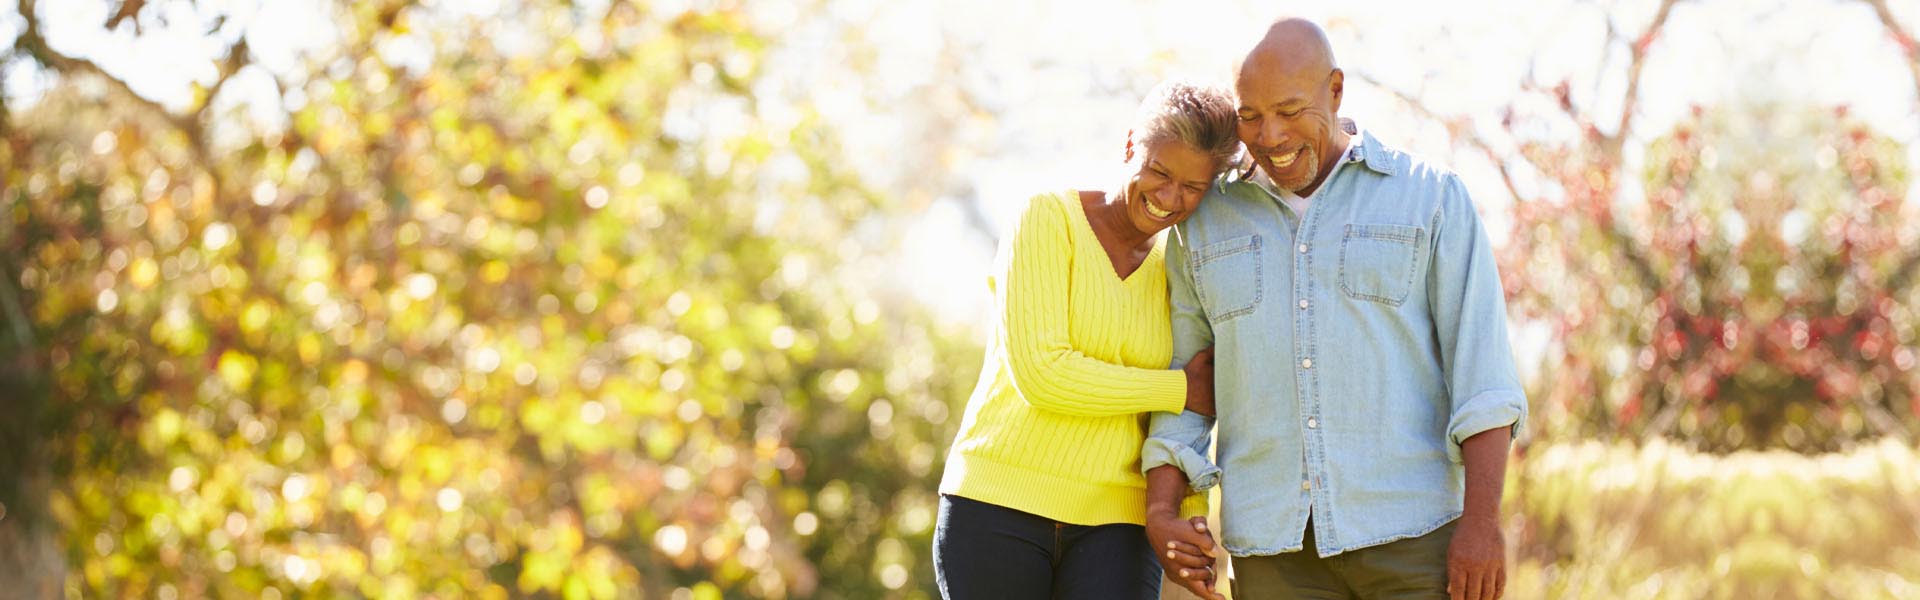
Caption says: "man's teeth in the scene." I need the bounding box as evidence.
[1146,202,1173,219]
[1271,149,1300,168]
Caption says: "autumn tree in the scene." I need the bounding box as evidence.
[1,0,976,597]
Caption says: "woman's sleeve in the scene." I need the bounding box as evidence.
[994,194,1188,418]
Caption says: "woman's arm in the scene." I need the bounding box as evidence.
[997,194,1189,418]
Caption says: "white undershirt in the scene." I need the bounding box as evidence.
[1252,134,1360,217]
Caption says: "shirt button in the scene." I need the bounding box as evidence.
[1298,299,1310,309]
[1307,417,1319,429]
[1301,480,1312,491]
[1297,243,1309,254]
[1301,358,1313,369]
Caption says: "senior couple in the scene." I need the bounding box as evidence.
[932,18,1527,600]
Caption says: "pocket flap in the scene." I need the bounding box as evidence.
[1344,223,1423,245]
[1195,235,1261,266]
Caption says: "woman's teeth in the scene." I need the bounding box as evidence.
[1146,202,1173,219]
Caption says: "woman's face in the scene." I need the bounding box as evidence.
[1124,138,1216,236]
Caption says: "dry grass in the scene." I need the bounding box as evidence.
[1162,439,1920,599]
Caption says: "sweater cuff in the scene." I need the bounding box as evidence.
[1148,370,1189,414]
[1179,492,1210,520]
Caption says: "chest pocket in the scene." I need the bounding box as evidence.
[1193,235,1262,322]
[1339,224,1424,306]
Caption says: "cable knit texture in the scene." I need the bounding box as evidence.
[939,190,1198,526]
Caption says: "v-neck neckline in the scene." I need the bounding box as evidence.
[1070,191,1162,285]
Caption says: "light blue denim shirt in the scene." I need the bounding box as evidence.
[1143,124,1527,558]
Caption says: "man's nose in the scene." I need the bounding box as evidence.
[1260,120,1288,148]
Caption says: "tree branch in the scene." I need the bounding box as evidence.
[14,0,209,162]
[192,38,250,122]
[1351,70,1530,205]
[1608,0,1682,158]
[14,0,264,200]
[103,0,147,33]
[1864,0,1920,118]
[1858,0,1920,296]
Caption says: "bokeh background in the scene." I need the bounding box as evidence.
[3,0,1920,598]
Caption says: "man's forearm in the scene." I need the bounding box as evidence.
[1459,426,1511,524]
[1146,465,1191,517]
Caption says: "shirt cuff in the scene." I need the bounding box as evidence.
[1142,437,1223,492]
[1446,388,1527,464]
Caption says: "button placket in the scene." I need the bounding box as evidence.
[1291,198,1322,514]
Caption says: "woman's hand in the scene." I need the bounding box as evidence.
[1182,347,1216,417]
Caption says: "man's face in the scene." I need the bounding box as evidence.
[1236,66,1343,195]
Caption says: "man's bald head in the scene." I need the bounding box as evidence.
[1236,18,1337,88]
[1232,17,1349,197]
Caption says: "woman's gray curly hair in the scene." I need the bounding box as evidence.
[1129,79,1242,178]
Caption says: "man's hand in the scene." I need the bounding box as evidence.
[1451,427,1512,600]
[1446,515,1504,600]
[1146,510,1223,600]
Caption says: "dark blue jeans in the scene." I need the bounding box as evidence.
[933,494,1162,600]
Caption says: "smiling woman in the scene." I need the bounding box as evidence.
[931,79,1239,600]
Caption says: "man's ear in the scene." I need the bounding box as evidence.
[1124,129,1136,163]
[1328,68,1345,114]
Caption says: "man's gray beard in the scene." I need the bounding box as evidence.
[1274,144,1320,194]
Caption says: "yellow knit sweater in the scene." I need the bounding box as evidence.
[939,190,1196,526]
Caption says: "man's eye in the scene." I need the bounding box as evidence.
[1238,114,1259,122]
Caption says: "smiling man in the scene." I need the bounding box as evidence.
[1140,18,1528,600]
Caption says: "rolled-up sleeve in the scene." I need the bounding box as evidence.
[1429,176,1529,464]
[1143,416,1221,491]
[1143,220,1223,493]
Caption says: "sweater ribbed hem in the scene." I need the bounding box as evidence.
[939,453,1146,526]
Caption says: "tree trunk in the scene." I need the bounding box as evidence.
[0,274,61,598]
[0,466,64,599]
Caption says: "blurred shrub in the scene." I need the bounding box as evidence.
[1501,103,1920,451]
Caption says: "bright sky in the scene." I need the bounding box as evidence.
[7,0,1919,343]
[3,0,336,128]
[856,0,1920,327]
